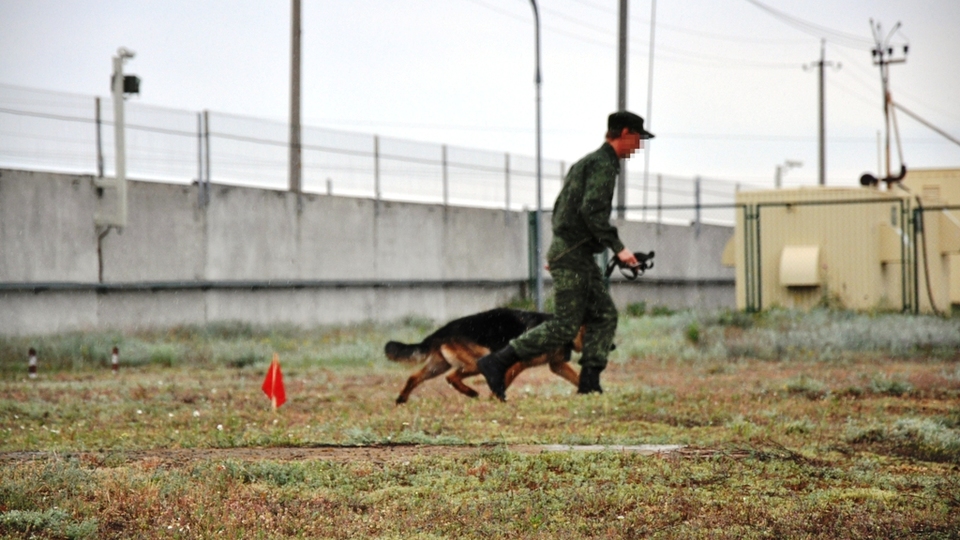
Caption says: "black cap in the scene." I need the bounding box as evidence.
[608,111,654,139]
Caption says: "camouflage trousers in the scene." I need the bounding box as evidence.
[510,256,617,369]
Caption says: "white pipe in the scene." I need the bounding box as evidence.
[112,52,128,228]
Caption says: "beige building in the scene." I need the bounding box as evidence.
[725,168,960,314]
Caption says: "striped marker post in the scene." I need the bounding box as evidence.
[111,346,120,373]
[28,348,37,379]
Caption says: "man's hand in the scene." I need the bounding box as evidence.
[606,249,655,279]
[616,247,638,268]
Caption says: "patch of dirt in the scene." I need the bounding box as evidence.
[0,444,703,467]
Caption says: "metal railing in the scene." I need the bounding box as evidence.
[0,83,753,223]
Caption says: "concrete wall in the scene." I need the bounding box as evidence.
[0,168,734,336]
[0,171,99,281]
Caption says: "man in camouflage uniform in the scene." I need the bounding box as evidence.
[478,111,654,401]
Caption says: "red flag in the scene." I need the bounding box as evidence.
[261,353,286,409]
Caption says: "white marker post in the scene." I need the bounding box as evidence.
[111,346,120,373]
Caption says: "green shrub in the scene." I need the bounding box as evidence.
[783,375,829,400]
[869,375,913,397]
[685,322,701,345]
[149,344,180,367]
[649,305,674,317]
[846,418,960,463]
[625,302,647,317]
[0,508,97,539]
[716,309,754,329]
[226,351,263,369]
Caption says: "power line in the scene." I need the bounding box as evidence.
[540,4,610,36]
[636,40,802,69]
[462,0,810,69]
[563,0,804,45]
[652,21,808,45]
[831,48,886,95]
[743,0,875,49]
[561,0,614,15]
[459,0,526,22]
[829,47,960,127]
[828,77,882,111]
[546,3,805,46]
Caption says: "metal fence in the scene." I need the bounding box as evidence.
[0,83,752,223]
[739,198,959,315]
[740,197,915,313]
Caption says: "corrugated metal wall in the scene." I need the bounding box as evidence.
[734,169,960,314]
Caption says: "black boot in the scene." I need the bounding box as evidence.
[577,365,604,394]
[477,345,521,401]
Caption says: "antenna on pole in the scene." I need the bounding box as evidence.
[95,47,139,230]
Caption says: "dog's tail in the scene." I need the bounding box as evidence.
[384,341,427,362]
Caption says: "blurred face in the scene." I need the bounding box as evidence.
[613,128,644,159]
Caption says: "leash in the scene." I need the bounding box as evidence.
[605,251,655,280]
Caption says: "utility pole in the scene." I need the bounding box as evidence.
[529,0,544,311]
[805,39,839,186]
[870,20,907,179]
[289,0,302,195]
[642,0,656,222]
[616,0,627,219]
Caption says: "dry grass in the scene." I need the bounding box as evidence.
[1,308,959,538]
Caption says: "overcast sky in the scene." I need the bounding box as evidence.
[1,0,958,188]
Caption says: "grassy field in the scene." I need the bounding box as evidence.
[1,308,959,539]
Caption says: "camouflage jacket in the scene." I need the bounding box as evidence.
[547,142,625,265]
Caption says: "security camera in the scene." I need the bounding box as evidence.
[117,47,136,59]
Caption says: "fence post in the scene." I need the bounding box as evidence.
[527,211,538,300]
[656,173,662,233]
[442,144,449,207]
[641,163,648,222]
[912,207,921,314]
[504,153,510,212]
[744,205,754,312]
[694,175,701,238]
[203,110,211,201]
[374,135,381,211]
[196,112,204,208]
[95,97,104,177]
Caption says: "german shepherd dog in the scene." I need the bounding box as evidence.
[385,308,582,404]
